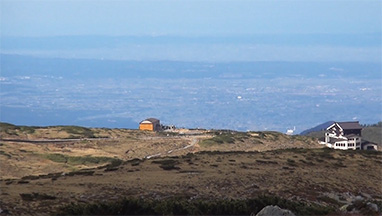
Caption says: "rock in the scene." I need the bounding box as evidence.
[339,204,349,212]
[366,202,379,213]
[360,192,372,199]
[256,205,296,216]
[0,208,9,214]
[354,195,364,202]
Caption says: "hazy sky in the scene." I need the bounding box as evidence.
[1,0,381,37]
[1,0,381,62]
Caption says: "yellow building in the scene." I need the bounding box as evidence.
[139,118,161,131]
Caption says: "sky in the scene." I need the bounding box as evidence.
[0,0,381,62]
[1,0,381,36]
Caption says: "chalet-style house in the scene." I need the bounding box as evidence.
[323,121,362,150]
[139,118,161,131]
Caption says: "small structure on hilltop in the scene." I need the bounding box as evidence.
[162,124,176,131]
[362,141,378,151]
[322,121,362,150]
[286,126,296,135]
[139,118,161,131]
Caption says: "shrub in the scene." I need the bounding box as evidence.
[0,122,36,134]
[0,150,11,158]
[20,193,56,201]
[287,159,295,163]
[45,153,68,163]
[58,126,95,138]
[287,159,297,167]
[66,170,95,176]
[128,158,142,166]
[152,159,180,170]
[43,154,122,167]
[317,196,341,206]
[19,126,35,134]
[256,159,278,164]
[200,133,235,146]
[57,195,334,216]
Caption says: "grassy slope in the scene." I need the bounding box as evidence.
[0,122,101,139]
[0,123,322,179]
[199,130,322,152]
[362,126,382,145]
[1,123,382,215]
[1,149,381,215]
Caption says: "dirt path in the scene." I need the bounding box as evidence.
[145,137,198,159]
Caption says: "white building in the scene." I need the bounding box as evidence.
[321,121,362,150]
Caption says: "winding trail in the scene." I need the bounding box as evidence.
[145,137,198,159]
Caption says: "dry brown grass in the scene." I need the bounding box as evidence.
[1,149,381,215]
[0,127,321,179]
[1,125,381,215]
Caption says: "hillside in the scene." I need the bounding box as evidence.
[362,125,382,145]
[299,121,334,135]
[1,123,381,215]
[0,123,322,179]
[2,149,382,215]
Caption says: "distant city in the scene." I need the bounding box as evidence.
[1,54,381,133]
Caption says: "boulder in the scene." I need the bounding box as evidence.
[366,202,379,213]
[256,205,296,216]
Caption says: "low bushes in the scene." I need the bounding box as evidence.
[20,193,56,201]
[201,132,249,146]
[0,122,36,134]
[58,126,95,138]
[152,159,180,170]
[0,150,11,158]
[57,195,334,215]
[43,153,122,167]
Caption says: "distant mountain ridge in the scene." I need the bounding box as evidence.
[299,121,334,135]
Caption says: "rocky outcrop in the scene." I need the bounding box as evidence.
[344,195,380,215]
[255,205,296,216]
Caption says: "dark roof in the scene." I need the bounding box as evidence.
[337,121,362,130]
[144,118,160,124]
[344,134,361,138]
[362,140,378,145]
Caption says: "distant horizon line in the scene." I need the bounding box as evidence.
[2,32,382,38]
[2,53,381,64]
